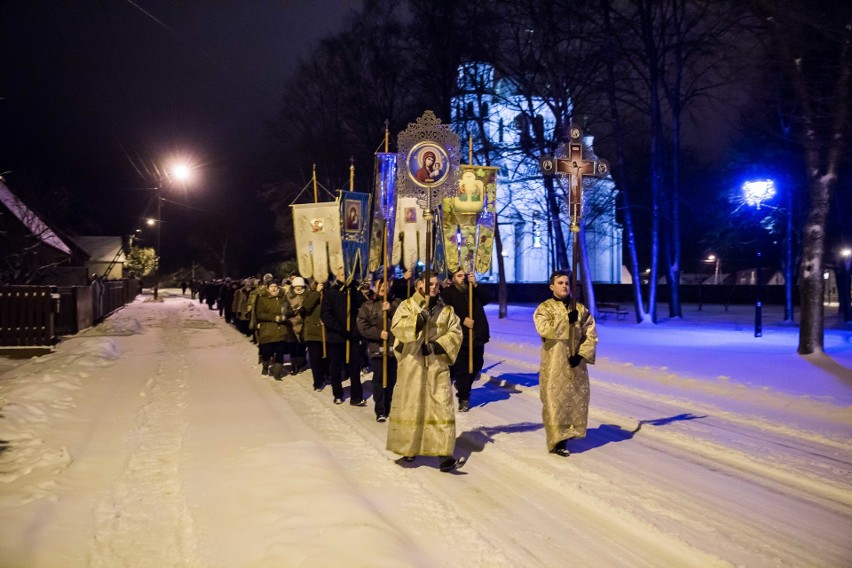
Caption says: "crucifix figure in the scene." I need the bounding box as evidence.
[540,127,609,355]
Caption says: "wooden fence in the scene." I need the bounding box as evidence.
[1,279,141,346]
[0,286,57,346]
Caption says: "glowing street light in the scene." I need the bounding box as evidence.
[742,179,776,210]
[743,178,775,337]
[152,159,197,300]
[171,163,192,183]
[705,254,721,284]
[146,218,156,227]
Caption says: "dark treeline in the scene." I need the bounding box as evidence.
[260,0,851,354]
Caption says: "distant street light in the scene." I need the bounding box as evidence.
[705,254,721,284]
[742,179,775,337]
[152,161,196,300]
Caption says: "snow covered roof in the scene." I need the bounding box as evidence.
[73,236,125,263]
[0,180,73,255]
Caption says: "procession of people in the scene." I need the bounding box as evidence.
[191,265,596,473]
[183,113,601,472]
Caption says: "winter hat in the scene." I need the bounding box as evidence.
[268,278,280,286]
[291,277,306,288]
[263,273,274,283]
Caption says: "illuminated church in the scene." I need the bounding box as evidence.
[450,62,623,284]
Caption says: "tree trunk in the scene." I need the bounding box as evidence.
[753,3,852,353]
[797,177,831,354]
[600,0,648,323]
[544,175,570,270]
[784,182,795,322]
[494,217,508,319]
[579,222,595,313]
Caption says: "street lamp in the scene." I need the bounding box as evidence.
[152,161,196,300]
[742,179,775,337]
[705,254,721,284]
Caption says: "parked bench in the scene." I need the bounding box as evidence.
[596,302,629,320]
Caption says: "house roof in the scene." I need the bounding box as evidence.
[0,180,73,255]
[73,236,125,263]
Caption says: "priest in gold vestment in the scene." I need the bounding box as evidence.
[388,273,463,471]
[533,270,598,456]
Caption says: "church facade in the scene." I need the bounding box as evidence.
[449,62,623,284]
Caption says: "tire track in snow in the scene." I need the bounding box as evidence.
[487,339,852,507]
[90,305,204,568]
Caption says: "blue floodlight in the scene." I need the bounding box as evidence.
[741,178,776,338]
[742,180,776,209]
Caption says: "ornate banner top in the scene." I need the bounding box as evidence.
[396,110,461,211]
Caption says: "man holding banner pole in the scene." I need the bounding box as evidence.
[441,268,490,412]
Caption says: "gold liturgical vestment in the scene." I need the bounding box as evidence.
[533,298,598,451]
[387,291,463,457]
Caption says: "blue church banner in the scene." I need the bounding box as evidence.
[368,152,397,274]
[340,190,372,282]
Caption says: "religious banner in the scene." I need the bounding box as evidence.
[473,166,498,274]
[368,152,397,273]
[391,196,427,270]
[291,201,343,282]
[441,165,497,274]
[391,197,449,276]
[339,190,372,282]
[395,111,461,279]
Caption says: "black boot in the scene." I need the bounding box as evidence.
[272,362,284,381]
[551,440,570,456]
[439,456,458,472]
[261,359,270,376]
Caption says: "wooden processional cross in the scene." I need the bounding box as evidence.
[540,127,609,355]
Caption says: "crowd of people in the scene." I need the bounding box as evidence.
[180,268,597,472]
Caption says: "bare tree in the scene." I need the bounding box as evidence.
[752,0,852,354]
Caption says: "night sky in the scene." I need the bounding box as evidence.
[1,1,362,273]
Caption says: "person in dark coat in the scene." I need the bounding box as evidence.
[282,276,308,374]
[222,279,238,323]
[302,278,327,390]
[321,266,366,406]
[231,278,254,336]
[254,279,293,380]
[205,280,218,310]
[390,267,413,300]
[357,278,400,422]
[180,281,188,295]
[440,268,490,412]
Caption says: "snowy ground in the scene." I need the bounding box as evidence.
[0,290,850,567]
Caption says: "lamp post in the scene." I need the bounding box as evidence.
[742,179,776,337]
[706,254,721,284]
[151,162,195,301]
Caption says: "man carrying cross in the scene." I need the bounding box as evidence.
[536,127,606,455]
[534,270,598,456]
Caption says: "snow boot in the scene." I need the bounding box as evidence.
[439,457,458,472]
[261,359,271,376]
[272,362,284,381]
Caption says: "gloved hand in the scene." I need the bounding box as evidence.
[420,341,443,356]
[568,354,583,368]
[568,309,579,324]
[415,308,429,332]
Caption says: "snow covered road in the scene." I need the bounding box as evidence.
[1,292,850,567]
